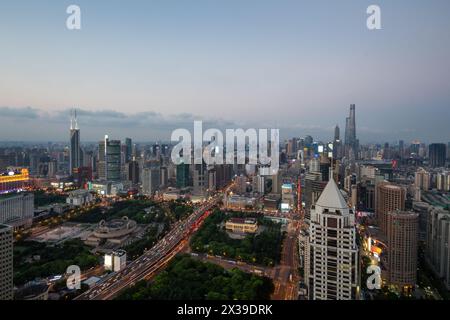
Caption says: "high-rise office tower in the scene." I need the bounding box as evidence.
[252,175,265,194]
[142,167,161,195]
[98,138,106,180]
[125,138,132,163]
[0,224,13,300]
[333,124,342,159]
[106,139,121,181]
[386,211,419,292]
[303,171,325,221]
[160,167,168,188]
[270,171,281,194]
[375,182,405,235]
[127,160,140,184]
[69,109,81,175]
[176,162,190,189]
[193,163,206,196]
[334,125,340,142]
[234,175,247,194]
[429,143,446,168]
[305,178,359,300]
[215,164,233,189]
[98,135,121,181]
[344,104,358,159]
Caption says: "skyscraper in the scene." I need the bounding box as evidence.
[429,143,446,168]
[386,211,419,292]
[125,138,132,163]
[334,125,340,142]
[98,135,121,181]
[176,162,190,189]
[333,124,342,159]
[69,109,81,175]
[106,139,121,181]
[142,167,161,195]
[375,182,406,235]
[193,163,206,196]
[344,104,358,159]
[0,224,13,300]
[305,178,359,300]
[98,137,106,180]
[128,160,140,184]
[160,167,168,188]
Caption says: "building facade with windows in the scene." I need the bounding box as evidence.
[305,178,360,300]
[0,224,13,300]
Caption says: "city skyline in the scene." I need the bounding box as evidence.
[0,104,448,144]
[3,0,450,307]
[1,0,450,142]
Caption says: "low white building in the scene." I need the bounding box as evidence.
[0,192,34,230]
[89,181,124,196]
[224,194,256,210]
[104,249,127,272]
[162,190,182,201]
[66,189,94,206]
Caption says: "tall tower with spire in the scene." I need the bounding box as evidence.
[344,104,358,159]
[69,109,81,175]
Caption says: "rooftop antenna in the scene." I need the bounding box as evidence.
[74,108,79,130]
[70,109,73,130]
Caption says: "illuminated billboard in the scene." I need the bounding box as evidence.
[0,168,29,194]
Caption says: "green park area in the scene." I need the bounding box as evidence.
[69,198,192,225]
[13,198,199,286]
[33,190,66,207]
[13,239,99,286]
[117,255,274,300]
[190,210,284,266]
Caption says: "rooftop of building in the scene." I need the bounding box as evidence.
[112,249,127,256]
[315,178,348,210]
[382,184,403,190]
[388,210,419,219]
[0,191,31,200]
[68,189,91,196]
[0,223,12,230]
[227,217,257,225]
[14,281,49,300]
